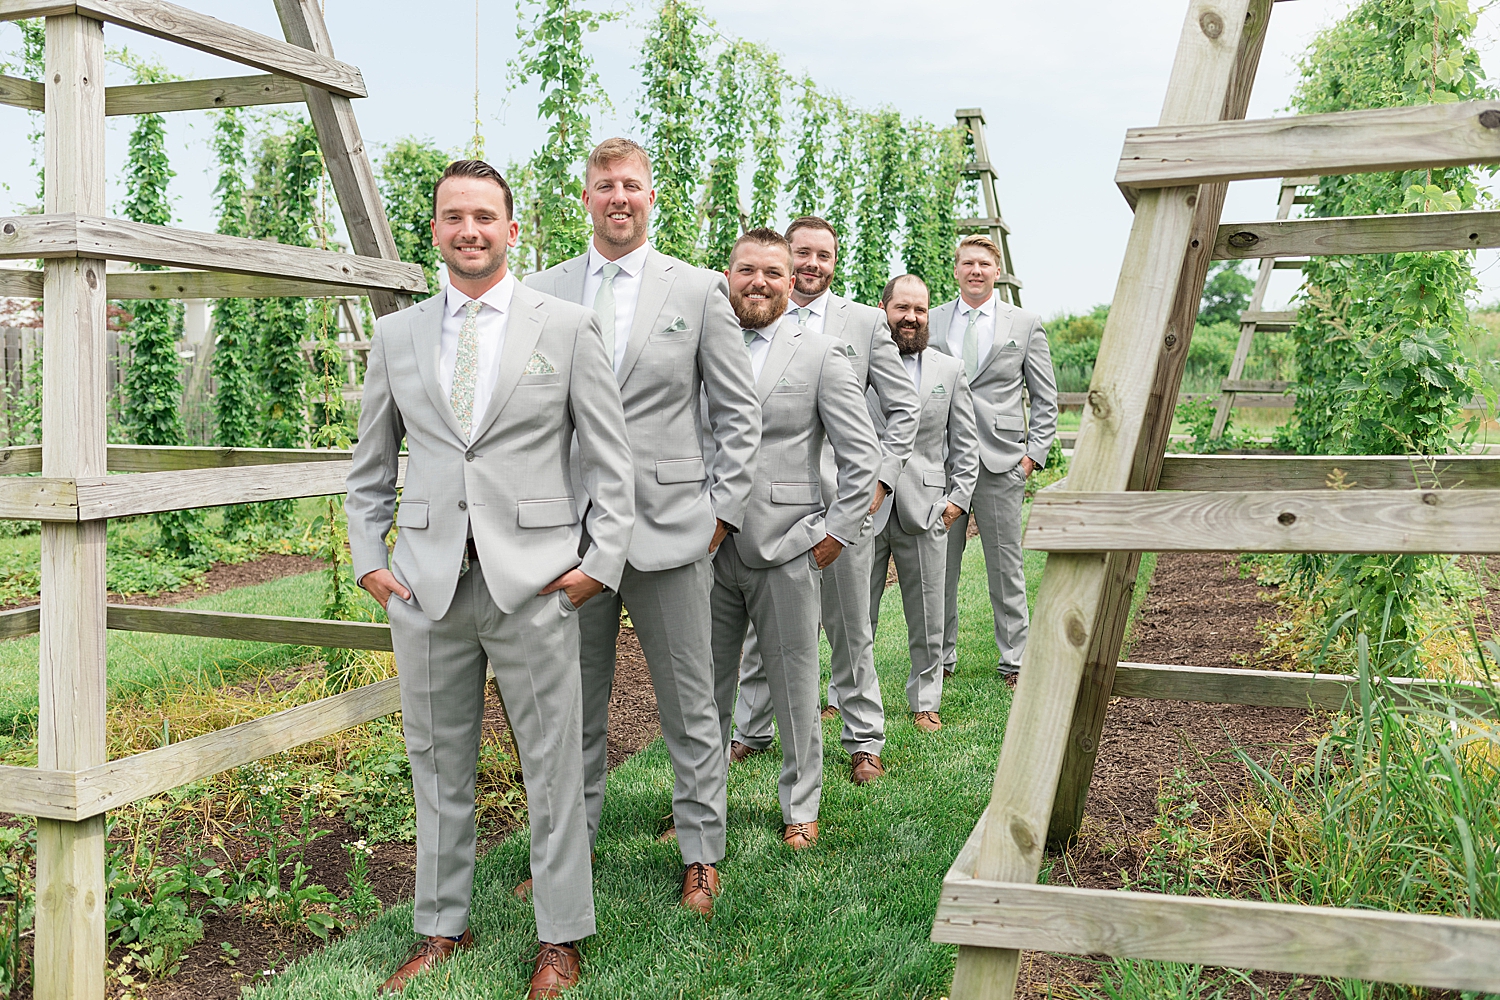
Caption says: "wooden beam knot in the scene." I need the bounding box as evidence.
[1277,511,1296,525]
[1480,109,1500,129]
[1199,10,1225,39]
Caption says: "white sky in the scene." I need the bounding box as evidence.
[5,0,1500,317]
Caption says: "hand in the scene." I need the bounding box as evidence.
[1020,456,1039,478]
[360,568,410,612]
[540,568,604,609]
[811,534,844,569]
[942,502,964,531]
[708,518,731,554]
[868,482,889,515]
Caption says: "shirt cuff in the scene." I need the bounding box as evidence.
[827,532,851,547]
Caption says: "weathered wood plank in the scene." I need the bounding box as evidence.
[1025,489,1500,554]
[1157,454,1500,491]
[0,478,76,520]
[105,74,304,115]
[103,444,361,472]
[0,606,38,640]
[104,269,375,300]
[1119,100,1500,189]
[0,72,43,110]
[1060,391,1293,409]
[73,461,353,519]
[74,678,400,820]
[0,267,43,298]
[0,764,75,821]
[934,881,1500,993]
[1215,208,1500,260]
[1220,378,1289,393]
[0,447,41,476]
[0,214,426,294]
[106,605,392,650]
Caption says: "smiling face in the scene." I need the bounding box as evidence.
[788,225,837,304]
[430,176,517,296]
[583,153,656,256]
[728,241,793,330]
[954,244,1000,308]
[883,277,930,356]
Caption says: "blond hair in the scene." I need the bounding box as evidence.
[955,234,1002,267]
[586,137,652,183]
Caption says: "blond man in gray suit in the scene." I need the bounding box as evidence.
[347,161,634,999]
[712,229,882,850]
[867,275,979,731]
[524,138,760,916]
[928,235,1057,683]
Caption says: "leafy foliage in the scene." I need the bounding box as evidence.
[637,0,708,263]
[744,46,783,229]
[1197,260,1253,326]
[901,122,964,306]
[701,42,747,272]
[850,110,904,306]
[377,137,450,298]
[786,78,826,220]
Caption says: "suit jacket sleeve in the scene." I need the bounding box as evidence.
[1023,313,1059,468]
[344,325,404,586]
[696,274,761,531]
[817,346,882,544]
[946,369,981,514]
[569,308,636,590]
[864,310,921,490]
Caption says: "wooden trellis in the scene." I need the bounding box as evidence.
[936,2,1500,997]
[0,3,425,996]
[957,108,1022,305]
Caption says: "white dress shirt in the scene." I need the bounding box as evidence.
[902,351,922,391]
[785,288,831,334]
[745,323,776,382]
[439,272,516,439]
[946,292,997,366]
[580,239,651,373]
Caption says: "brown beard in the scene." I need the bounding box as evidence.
[892,319,929,356]
[730,288,788,330]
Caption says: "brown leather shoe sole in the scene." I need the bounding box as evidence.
[528,941,581,999]
[681,862,720,916]
[729,740,765,763]
[850,751,884,785]
[783,821,819,849]
[378,929,474,994]
[913,711,942,732]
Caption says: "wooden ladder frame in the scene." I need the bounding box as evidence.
[0,3,425,996]
[939,2,1500,997]
[956,108,1022,305]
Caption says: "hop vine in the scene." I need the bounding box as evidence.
[638,0,709,263]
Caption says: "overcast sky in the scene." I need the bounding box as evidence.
[4,0,1500,317]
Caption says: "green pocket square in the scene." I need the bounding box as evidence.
[661,316,689,333]
[932,383,947,395]
[524,351,556,375]
[843,344,858,358]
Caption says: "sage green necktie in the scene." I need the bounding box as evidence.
[449,299,483,439]
[795,306,810,326]
[962,306,980,379]
[594,261,621,369]
[743,328,759,349]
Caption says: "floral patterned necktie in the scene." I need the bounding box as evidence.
[450,299,482,440]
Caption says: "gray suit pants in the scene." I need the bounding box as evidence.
[387,560,595,944]
[870,517,948,713]
[944,465,1028,674]
[577,556,725,865]
[733,534,886,756]
[711,536,824,824]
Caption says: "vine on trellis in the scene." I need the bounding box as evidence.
[786,77,826,221]
[745,46,783,230]
[701,42,747,272]
[378,137,450,297]
[638,0,709,263]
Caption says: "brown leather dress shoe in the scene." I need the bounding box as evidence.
[913,711,942,732]
[681,862,720,915]
[850,751,884,784]
[377,929,473,993]
[783,821,819,849]
[729,740,764,763]
[528,941,581,998]
[943,666,955,679]
[820,705,840,721]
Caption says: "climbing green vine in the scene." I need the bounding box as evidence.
[786,78,826,220]
[701,42,746,271]
[378,137,450,298]
[745,46,783,230]
[638,0,709,263]
[850,110,904,306]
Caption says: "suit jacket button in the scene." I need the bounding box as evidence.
[465,451,475,462]
[458,500,467,510]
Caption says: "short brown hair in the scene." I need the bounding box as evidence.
[432,159,514,220]
[955,234,1002,267]
[731,228,793,268]
[785,216,839,253]
[880,273,928,305]
[587,137,652,183]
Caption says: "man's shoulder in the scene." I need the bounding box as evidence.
[522,253,584,292]
[373,294,440,340]
[996,298,1044,330]
[829,292,883,326]
[517,282,593,327]
[649,249,725,292]
[922,347,964,378]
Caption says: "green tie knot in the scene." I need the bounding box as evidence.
[743,328,759,348]
[795,306,810,326]
[602,261,621,281]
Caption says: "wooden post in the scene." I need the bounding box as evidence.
[948,3,1270,996]
[34,13,108,1000]
[957,108,1023,306]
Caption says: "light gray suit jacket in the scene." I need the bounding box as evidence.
[816,294,920,496]
[346,283,635,620]
[929,297,1058,474]
[736,316,882,570]
[525,248,760,572]
[870,348,981,537]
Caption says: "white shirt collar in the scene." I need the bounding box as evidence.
[445,271,516,317]
[748,321,778,345]
[786,288,831,318]
[586,239,650,278]
[960,292,996,318]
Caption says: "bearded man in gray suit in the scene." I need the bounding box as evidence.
[867,275,980,732]
[347,161,634,998]
[732,216,920,786]
[712,229,882,850]
[929,235,1057,684]
[524,138,760,916]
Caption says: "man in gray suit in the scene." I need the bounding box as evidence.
[929,235,1057,683]
[524,138,760,916]
[732,216,919,786]
[347,160,634,999]
[867,275,979,731]
[712,229,881,849]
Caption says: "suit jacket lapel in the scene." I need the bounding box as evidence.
[410,296,468,442]
[918,348,941,397]
[928,302,956,357]
[974,302,1018,379]
[470,283,546,444]
[616,250,675,387]
[822,295,849,343]
[756,316,802,405]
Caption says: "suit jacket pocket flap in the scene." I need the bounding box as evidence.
[921,469,947,489]
[995,413,1026,431]
[656,457,708,485]
[517,498,579,528]
[771,382,808,393]
[395,502,428,528]
[770,482,821,505]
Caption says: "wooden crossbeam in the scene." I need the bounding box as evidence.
[1157,454,1500,491]
[1,72,306,115]
[0,478,79,521]
[0,214,425,294]
[0,764,77,822]
[0,266,403,301]
[106,605,393,650]
[1112,662,1498,715]
[0,606,39,640]
[73,461,354,519]
[0,444,368,475]
[933,881,1500,994]
[0,72,42,110]
[0,0,367,98]
[1025,489,1500,554]
[1214,208,1500,260]
[1220,378,1290,392]
[1118,100,1500,189]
